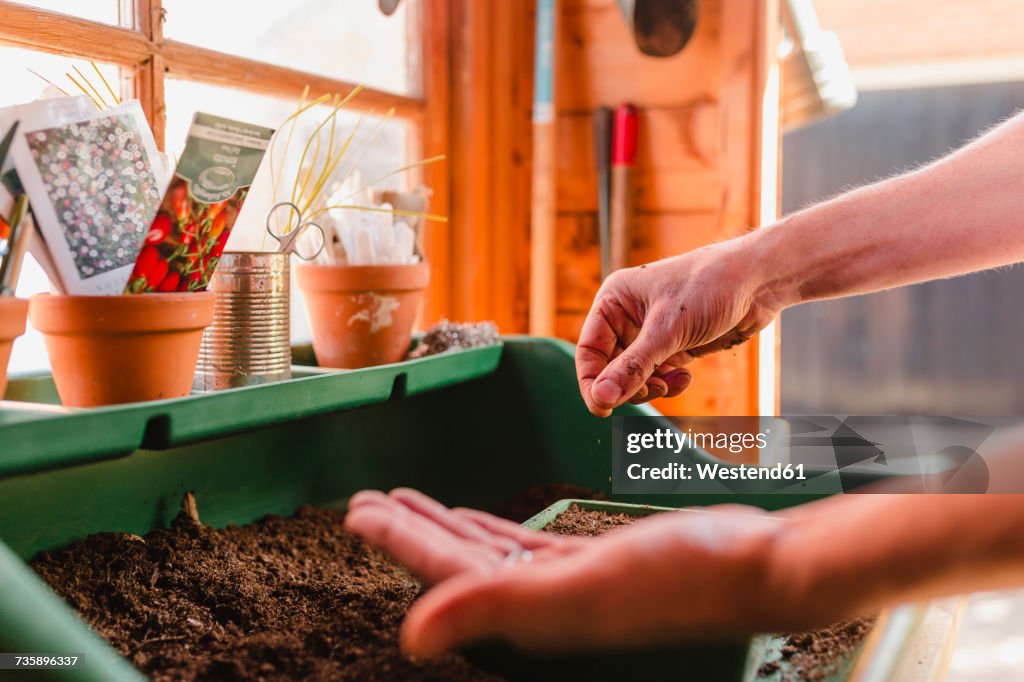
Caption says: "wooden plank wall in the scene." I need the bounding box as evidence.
[436,0,780,415]
[553,0,779,415]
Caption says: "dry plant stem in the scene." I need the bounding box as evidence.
[27,68,70,96]
[287,83,366,207]
[313,204,449,224]
[91,61,120,105]
[299,111,374,219]
[288,101,348,226]
[180,491,201,526]
[72,64,108,108]
[269,84,309,206]
[65,71,103,110]
[292,88,372,223]
[312,108,396,210]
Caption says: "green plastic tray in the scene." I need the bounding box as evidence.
[0,342,503,476]
[0,337,896,681]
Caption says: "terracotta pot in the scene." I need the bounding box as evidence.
[0,296,29,399]
[29,293,215,407]
[295,263,429,369]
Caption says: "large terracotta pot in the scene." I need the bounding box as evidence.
[0,296,29,399]
[295,263,429,369]
[29,293,214,407]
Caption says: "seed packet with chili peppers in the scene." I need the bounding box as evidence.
[125,113,274,293]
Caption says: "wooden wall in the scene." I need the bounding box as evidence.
[432,0,781,416]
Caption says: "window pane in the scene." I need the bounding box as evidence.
[165,78,410,343]
[0,47,121,373]
[16,0,120,25]
[163,0,415,95]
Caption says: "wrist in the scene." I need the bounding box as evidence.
[737,215,810,311]
[758,515,865,631]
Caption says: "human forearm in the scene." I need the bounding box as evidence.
[745,111,1024,307]
[766,495,1024,627]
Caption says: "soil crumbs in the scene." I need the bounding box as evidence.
[766,618,876,682]
[549,505,876,682]
[31,506,501,682]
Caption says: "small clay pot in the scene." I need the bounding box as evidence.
[0,296,29,399]
[29,292,215,407]
[295,263,429,369]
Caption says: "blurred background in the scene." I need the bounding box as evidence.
[776,3,1024,678]
[781,0,1024,417]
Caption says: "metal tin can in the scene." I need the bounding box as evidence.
[193,252,292,391]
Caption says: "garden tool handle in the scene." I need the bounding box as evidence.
[610,104,638,272]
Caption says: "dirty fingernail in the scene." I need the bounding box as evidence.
[593,379,624,405]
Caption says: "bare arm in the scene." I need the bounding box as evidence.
[577,111,1024,415]
[759,110,1024,306]
[770,493,1024,629]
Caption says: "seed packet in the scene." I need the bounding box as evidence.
[6,96,167,295]
[125,113,274,293]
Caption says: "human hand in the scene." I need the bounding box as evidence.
[576,239,784,416]
[345,488,585,586]
[346,489,791,657]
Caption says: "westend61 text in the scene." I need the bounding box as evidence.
[626,462,806,481]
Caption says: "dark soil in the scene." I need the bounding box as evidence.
[31,498,873,682]
[769,617,876,682]
[544,504,639,536]
[492,484,607,523]
[31,502,501,682]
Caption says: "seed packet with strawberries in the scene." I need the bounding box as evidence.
[126,113,274,293]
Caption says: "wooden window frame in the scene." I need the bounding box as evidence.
[0,0,452,318]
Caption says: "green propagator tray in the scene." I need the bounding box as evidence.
[0,341,504,475]
[0,338,900,681]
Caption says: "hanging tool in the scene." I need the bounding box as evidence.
[529,0,558,336]
[594,107,613,280]
[610,104,638,272]
[616,0,700,57]
[378,0,402,16]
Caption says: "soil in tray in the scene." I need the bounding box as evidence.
[31,502,501,682]
[31,499,872,682]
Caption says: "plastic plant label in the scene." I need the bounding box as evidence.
[126,113,274,293]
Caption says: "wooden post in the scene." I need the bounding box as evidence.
[529,0,558,336]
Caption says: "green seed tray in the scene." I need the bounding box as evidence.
[0,338,900,681]
[0,341,503,476]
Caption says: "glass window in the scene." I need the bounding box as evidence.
[16,0,121,25]
[165,78,410,343]
[163,0,415,95]
[0,47,120,372]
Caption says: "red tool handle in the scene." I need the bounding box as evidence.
[612,103,638,166]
